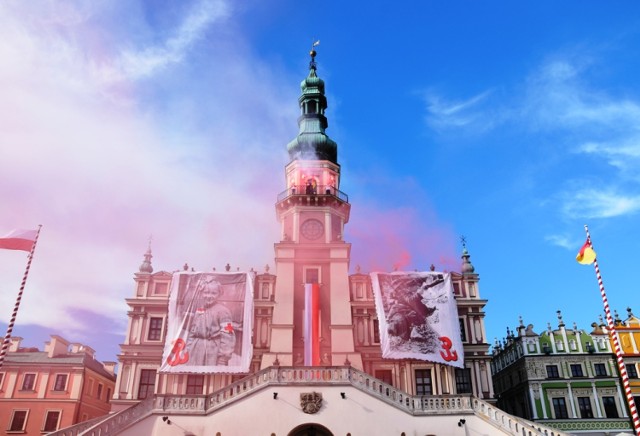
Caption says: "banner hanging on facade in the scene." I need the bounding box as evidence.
[160,272,254,374]
[370,271,464,368]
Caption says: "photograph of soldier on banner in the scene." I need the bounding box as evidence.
[371,271,464,368]
[160,271,254,373]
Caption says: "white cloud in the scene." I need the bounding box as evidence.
[424,89,497,131]
[0,0,296,343]
[544,234,576,250]
[576,138,640,177]
[561,188,640,219]
[424,53,640,220]
[105,0,230,81]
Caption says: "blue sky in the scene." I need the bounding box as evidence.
[1,0,640,364]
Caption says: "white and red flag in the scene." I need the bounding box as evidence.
[0,229,38,252]
[303,283,321,366]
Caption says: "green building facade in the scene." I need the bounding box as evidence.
[491,311,633,435]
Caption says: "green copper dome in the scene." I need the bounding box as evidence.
[287,50,338,164]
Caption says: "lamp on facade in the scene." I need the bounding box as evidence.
[458,419,466,427]
[162,416,195,436]
[273,392,278,399]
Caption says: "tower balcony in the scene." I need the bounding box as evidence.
[277,184,349,204]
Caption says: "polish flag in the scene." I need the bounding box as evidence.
[303,283,321,366]
[0,229,38,252]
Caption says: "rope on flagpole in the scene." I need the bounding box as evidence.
[0,225,42,370]
[584,224,640,435]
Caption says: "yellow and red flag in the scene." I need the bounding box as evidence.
[576,239,596,264]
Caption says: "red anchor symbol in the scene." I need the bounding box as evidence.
[439,336,458,362]
[166,338,189,366]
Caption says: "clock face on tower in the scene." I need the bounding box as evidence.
[301,219,324,240]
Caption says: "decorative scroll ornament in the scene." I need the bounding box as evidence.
[300,392,323,414]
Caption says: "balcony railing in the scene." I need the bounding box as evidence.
[55,366,570,436]
[277,184,348,203]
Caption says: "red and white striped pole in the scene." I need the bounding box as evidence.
[0,225,42,370]
[584,225,640,435]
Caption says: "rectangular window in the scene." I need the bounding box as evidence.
[627,364,639,378]
[86,379,94,395]
[0,372,4,389]
[570,364,584,377]
[375,370,393,385]
[602,396,619,418]
[53,374,68,391]
[455,368,473,394]
[147,317,163,341]
[186,375,204,395]
[372,319,380,344]
[21,373,36,390]
[43,410,61,432]
[9,410,28,432]
[305,268,319,284]
[552,397,569,419]
[138,369,156,399]
[106,387,112,403]
[459,318,467,342]
[356,283,363,299]
[415,369,432,395]
[546,365,560,379]
[594,363,607,377]
[153,282,168,295]
[577,397,594,418]
[97,383,103,399]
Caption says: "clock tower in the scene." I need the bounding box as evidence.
[263,48,361,368]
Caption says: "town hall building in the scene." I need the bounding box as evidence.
[50,49,567,436]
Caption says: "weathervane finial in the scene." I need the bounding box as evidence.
[460,235,467,249]
[309,39,320,71]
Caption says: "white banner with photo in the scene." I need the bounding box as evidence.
[160,272,254,373]
[370,271,464,368]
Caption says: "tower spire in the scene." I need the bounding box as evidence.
[286,43,338,163]
[139,236,153,273]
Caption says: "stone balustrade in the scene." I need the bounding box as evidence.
[50,366,569,436]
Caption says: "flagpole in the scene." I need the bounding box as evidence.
[0,224,42,370]
[584,224,640,435]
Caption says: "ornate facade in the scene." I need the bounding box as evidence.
[491,311,633,435]
[51,50,567,436]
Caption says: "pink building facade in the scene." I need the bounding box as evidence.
[0,335,115,435]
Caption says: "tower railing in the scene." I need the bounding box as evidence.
[277,184,348,203]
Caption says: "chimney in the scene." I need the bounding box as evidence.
[70,343,83,353]
[8,337,23,352]
[81,345,96,358]
[103,361,117,375]
[70,342,95,358]
[46,335,70,358]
